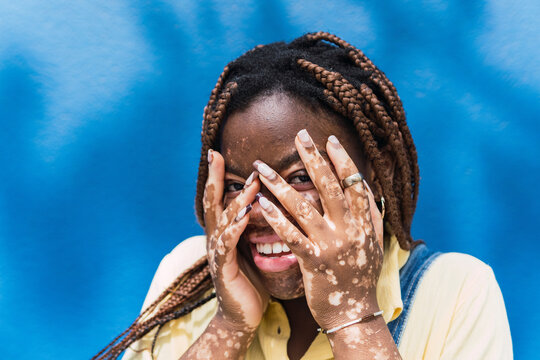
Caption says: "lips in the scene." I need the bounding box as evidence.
[247,232,299,272]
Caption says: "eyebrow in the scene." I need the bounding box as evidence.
[225,147,330,177]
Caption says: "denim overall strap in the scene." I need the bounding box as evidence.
[387,243,441,346]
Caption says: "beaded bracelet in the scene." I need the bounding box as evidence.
[317,310,384,334]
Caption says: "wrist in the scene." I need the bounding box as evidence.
[326,316,401,360]
[317,293,380,330]
[182,314,257,360]
[326,312,386,339]
[212,312,259,336]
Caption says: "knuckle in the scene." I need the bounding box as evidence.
[324,180,343,199]
[296,199,314,220]
[284,226,302,246]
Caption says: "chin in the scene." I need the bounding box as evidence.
[269,285,306,300]
[238,235,306,300]
[258,265,306,300]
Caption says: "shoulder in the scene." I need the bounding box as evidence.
[399,251,512,359]
[432,251,492,271]
[424,251,504,305]
[428,251,496,285]
[418,251,502,309]
[140,235,207,311]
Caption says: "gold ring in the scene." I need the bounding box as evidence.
[341,172,363,189]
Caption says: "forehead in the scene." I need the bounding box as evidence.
[220,93,364,176]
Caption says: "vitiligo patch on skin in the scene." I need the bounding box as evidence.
[300,191,320,207]
[296,200,314,220]
[319,240,329,251]
[184,320,255,360]
[369,346,392,360]
[325,179,343,199]
[328,291,343,306]
[325,269,338,285]
[342,325,362,347]
[356,249,367,267]
[216,237,226,255]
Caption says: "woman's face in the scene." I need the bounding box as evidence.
[220,92,372,300]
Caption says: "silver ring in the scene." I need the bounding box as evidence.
[341,172,363,189]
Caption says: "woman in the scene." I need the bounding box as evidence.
[94,32,512,359]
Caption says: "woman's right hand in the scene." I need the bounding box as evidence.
[203,150,268,332]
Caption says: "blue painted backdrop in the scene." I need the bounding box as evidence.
[1,1,538,358]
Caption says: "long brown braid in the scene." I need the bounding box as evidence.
[94,32,421,359]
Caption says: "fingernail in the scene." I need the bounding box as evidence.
[258,196,273,212]
[328,135,340,148]
[297,129,312,148]
[207,149,213,164]
[255,192,263,202]
[235,204,253,222]
[244,172,257,188]
[254,161,276,180]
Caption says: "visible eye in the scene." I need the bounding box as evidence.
[289,174,311,184]
[287,171,314,191]
[225,182,244,193]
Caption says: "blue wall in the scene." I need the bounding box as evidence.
[0,1,538,358]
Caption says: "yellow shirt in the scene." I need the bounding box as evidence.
[123,235,512,359]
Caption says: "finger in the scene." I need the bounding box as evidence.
[216,174,260,232]
[295,129,348,225]
[208,205,252,278]
[216,207,251,263]
[325,136,373,236]
[253,160,327,239]
[256,195,314,259]
[204,150,225,232]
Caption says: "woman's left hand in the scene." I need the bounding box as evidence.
[254,129,384,331]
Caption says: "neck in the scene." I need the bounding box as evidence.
[279,296,319,360]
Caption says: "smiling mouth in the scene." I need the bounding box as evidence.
[246,232,299,272]
[254,241,292,256]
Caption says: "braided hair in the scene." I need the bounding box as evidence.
[93,32,420,359]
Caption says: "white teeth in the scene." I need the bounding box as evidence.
[255,241,291,255]
[263,243,272,254]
